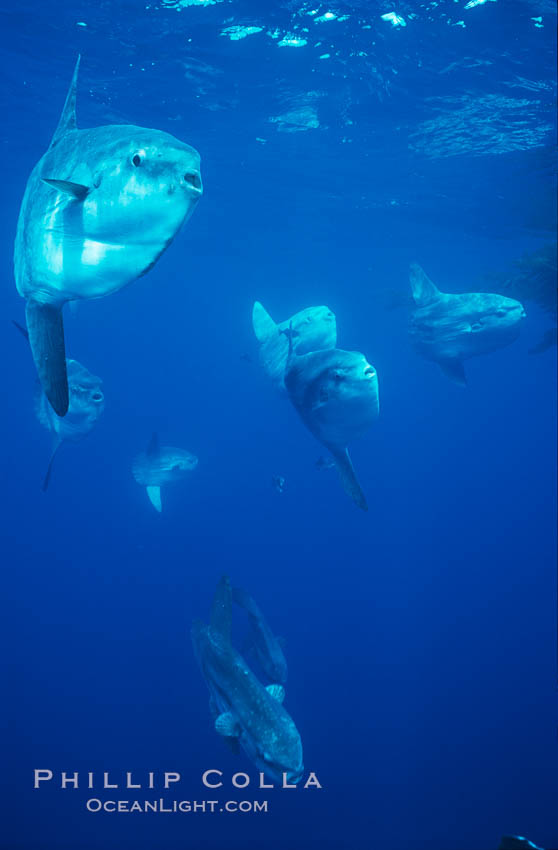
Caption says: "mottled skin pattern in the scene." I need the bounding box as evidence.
[192,578,303,784]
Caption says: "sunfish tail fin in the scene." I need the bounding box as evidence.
[25,300,69,416]
[232,587,261,619]
[12,319,29,343]
[42,439,61,492]
[211,575,233,643]
[329,446,368,511]
[252,302,276,343]
[50,55,80,148]
[409,263,442,307]
[146,485,162,512]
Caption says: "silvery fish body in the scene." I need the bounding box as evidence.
[252,301,336,391]
[14,57,202,416]
[409,263,526,384]
[285,346,379,510]
[192,577,303,785]
[132,434,198,512]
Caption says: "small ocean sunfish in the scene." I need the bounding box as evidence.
[132,433,198,512]
[408,263,526,385]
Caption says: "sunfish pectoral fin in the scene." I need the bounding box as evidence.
[329,446,368,512]
[409,263,442,307]
[50,55,80,147]
[215,712,239,737]
[25,299,69,417]
[42,439,62,492]
[252,301,277,343]
[41,178,90,199]
[438,357,467,386]
[266,684,285,703]
[146,485,162,512]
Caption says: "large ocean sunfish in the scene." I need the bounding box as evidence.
[284,335,379,511]
[14,57,203,416]
[192,576,303,785]
[408,263,526,385]
[252,301,336,391]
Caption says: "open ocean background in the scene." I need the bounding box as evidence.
[0,1,556,848]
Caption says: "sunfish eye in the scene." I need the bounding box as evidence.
[495,308,507,317]
[184,171,202,190]
[132,152,144,167]
[91,392,103,402]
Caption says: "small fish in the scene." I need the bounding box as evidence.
[233,586,288,684]
[284,331,379,511]
[409,263,526,385]
[14,57,202,416]
[252,301,336,391]
[272,475,286,494]
[192,577,303,784]
[132,433,198,512]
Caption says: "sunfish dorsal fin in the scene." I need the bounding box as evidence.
[211,575,232,643]
[50,55,81,148]
[146,485,162,512]
[252,302,277,343]
[146,432,160,457]
[409,263,442,307]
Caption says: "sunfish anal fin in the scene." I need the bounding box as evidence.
[266,684,285,703]
[146,485,162,512]
[329,445,368,511]
[252,301,277,343]
[50,55,81,148]
[42,178,90,199]
[25,299,69,417]
[42,439,62,492]
[409,263,442,307]
[438,358,467,386]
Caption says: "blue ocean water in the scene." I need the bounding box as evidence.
[0,1,556,848]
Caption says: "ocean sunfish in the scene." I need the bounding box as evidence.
[408,263,526,385]
[132,433,198,512]
[14,56,203,416]
[284,336,379,511]
[252,301,336,391]
[192,576,303,784]
[13,321,104,491]
[232,586,288,684]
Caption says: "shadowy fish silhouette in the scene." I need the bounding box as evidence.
[192,576,303,784]
[233,586,288,684]
[14,56,203,416]
[252,301,336,391]
[284,331,379,511]
[408,263,526,385]
[132,433,198,512]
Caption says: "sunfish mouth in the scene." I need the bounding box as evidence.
[364,366,375,377]
[184,171,203,194]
